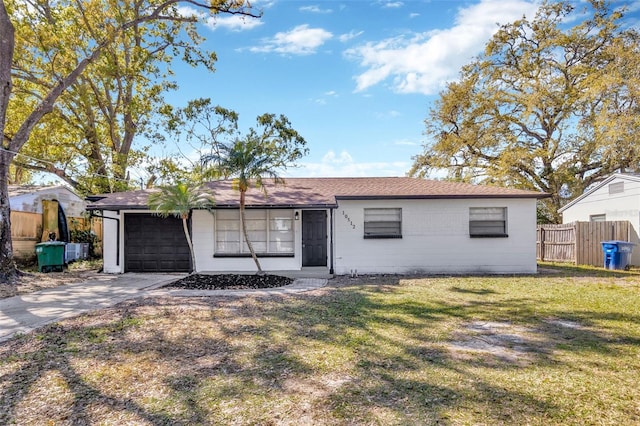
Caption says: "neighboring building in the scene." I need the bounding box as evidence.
[559,173,640,265]
[87,177,548,275]
[9,185,86,217]
[9,185,87,259]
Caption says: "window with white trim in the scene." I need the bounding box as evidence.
[364,208,402,239]
[590,214,606,222]
[215,210,294,255]
[469,207,507,238]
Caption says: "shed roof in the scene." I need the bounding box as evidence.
[558,173,640,213]
[8,185,80,199]
[87,177,548,211]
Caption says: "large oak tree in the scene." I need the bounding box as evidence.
[10,1,222,194]
[410,1,640,223]
[0,0,258,282]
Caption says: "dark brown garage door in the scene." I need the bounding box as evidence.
[124,214,190,272]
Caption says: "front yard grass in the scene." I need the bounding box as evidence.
[1,264,639,425]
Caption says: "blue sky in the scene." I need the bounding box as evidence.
[155,0,638,179]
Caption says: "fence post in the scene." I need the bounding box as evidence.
[540,227,545,261]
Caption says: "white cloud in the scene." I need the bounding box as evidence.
[339,30,364,43]
[250,24,333,55]
[206,14,263,31]
[311,90,338,105]
[300,5,333,14]
[176,6,201,18]
[382,1,404,9]
[323,151,353,164]
[285,150,410,177]
[345,0,540,95]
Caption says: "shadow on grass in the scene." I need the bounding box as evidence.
[1,271,639,424]
[449,286,498,295]
[537,261,640,278]
[0,322,180,425]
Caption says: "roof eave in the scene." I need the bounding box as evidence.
[336,193,549,200]
[87,205,148,211]
[87,203,339,211]
[215,203,338,209]
[558,174,623,213]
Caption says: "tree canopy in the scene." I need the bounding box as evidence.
[8,0,230,194]
[410,1,640,223]
[0,0,259,282]
[148,182,215,271]
[169,98,308,273]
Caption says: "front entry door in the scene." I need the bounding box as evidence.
[302,210,327,266]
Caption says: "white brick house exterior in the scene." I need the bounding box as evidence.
[88,177,546,275]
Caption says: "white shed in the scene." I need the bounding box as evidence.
[559,173,640,265]
[9,185,88,259]
[9,185,86,217]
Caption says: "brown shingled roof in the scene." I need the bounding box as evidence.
[86,177,548,210]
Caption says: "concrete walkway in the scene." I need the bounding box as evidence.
[0,274,328,343]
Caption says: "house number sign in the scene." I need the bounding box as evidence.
[341,210,356,229]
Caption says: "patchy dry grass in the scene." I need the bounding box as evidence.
[0,261,103,299]
[1,264,639,425]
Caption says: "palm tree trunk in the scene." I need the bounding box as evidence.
[240,190,263,274]
[181,217,196,273]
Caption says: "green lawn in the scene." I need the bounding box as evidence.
[1,264,639,425]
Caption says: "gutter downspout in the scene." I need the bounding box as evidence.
[89,210,120,267]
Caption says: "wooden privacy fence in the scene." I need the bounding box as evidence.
[537,221,630,266]
[10,211,102,259]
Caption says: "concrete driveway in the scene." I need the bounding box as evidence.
[0,273,181,343]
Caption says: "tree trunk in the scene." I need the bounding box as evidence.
[0,149,17,283]
[239,190,263,274]
[0,1,13,139]
[0,2,17,283]
[548,194,563,224]
[181,216,196,273]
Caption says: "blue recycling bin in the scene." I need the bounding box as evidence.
[601,241,635,270]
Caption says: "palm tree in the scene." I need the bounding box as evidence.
[206,138,281,274]
[147,182,215,272]
[203,114,307,274]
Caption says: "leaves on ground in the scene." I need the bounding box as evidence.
[1,266,639,424]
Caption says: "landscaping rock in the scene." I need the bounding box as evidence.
[164,274,293,290]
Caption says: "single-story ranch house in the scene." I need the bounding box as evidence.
[87,177,548,275]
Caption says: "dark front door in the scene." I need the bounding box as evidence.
[302,210,327,267]
[124,214,190,272]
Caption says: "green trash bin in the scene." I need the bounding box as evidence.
[35,242,66,272]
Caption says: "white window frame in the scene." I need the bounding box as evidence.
[469,207,508,238]
[364,208,402,239]
[215,209,294,256]
[590,214,606,222]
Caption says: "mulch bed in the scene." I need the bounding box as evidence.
[163,273,293,290]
